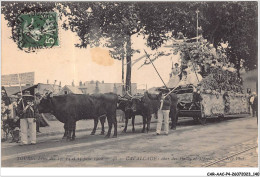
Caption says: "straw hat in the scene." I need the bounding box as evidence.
[22,91,34,101]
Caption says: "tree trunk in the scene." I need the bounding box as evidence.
[121,46,125,95]
[125,35,132,94]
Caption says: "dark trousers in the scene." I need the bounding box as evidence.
[252,108,258,117]
[251,104,257,117]
[170,108,178,129]
[35,113,41,132]
[36,121,40,132]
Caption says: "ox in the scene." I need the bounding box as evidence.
[38,93,118,140]
[117,97,136,132]
[119,92,160,133]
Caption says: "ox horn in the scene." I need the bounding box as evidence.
[44,91,53,98]
[126,90,133,98]
[118,95,128,101]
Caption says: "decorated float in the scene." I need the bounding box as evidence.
[166,36,250,124]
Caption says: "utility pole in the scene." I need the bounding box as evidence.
[196,9,199,42]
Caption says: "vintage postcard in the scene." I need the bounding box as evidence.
[1,1,258,175]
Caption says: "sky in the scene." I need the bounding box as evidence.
[1,15,179,89]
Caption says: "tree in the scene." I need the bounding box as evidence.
[137,2,257,72]
[222,2,257,73]
[61,2,144,93]
[61,2,194,92]
[107,35,126,94]
[187,2,257,71]
[196,2,257,72]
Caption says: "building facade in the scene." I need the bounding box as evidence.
[4,83,61,96]
[77,81,137,95]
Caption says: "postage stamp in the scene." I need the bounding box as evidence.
[17,12,59,50]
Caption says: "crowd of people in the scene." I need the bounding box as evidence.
[167,59,243,94]
[167,61,203,88]
[1,90,43,145]
[167,36,242,91]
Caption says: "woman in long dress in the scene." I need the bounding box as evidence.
[167,63,180,88]
[186,61,202,86]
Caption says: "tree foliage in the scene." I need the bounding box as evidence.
[138,2,257,70]
[200,2,257,71]
[1,1,257,89]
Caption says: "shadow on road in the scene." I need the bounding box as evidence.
[177,115,251,127]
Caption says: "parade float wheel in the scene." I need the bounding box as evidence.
[217,115,224,122]
[198,117,207,125]
[193,117,199,122]
[193,116,206,125]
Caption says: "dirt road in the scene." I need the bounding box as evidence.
[1,116,258,167]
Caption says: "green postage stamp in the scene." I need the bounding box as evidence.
[18,12,59,50]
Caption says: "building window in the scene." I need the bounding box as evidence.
[64,91,68,94]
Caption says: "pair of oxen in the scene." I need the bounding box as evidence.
[38,91,178,141]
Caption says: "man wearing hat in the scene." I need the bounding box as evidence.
[156,92,171,135]
[17,93,22,105]
[17,91,37,145]
[250,92,258,118]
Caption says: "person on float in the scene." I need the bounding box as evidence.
[209,44,217,58]
[185,61,203,86]
[215,60,222,69]
[186,61,193,74]
[222,62,228,71]
[202,59,211,74]
[194,63,201,73]
[167,63,181,88]
[17,91,37,145]
[228,63,236,73]
[211,60,218,68]
[226,62,233,72]
[179,71,188,87]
